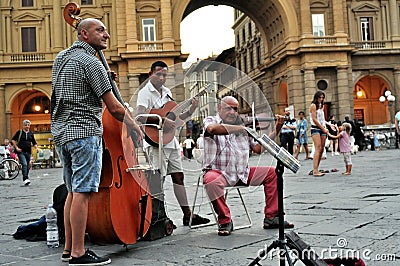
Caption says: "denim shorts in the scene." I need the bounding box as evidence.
[311,128,327,136]
[56,136,102,193]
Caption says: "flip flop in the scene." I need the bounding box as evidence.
[313,172,325,177]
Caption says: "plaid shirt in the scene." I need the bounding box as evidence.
[202,114,257,185]
[51,41,112,146]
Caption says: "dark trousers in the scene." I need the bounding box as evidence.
[280,132,295,155]
[17,152,31,181]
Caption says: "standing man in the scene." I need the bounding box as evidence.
[280,107,297,155]
[12,120,38,186]
[51,18,142,265]
[183,136,195,161]
[136,61,210,227]
[395,110,400,148]
[202,96,294,236]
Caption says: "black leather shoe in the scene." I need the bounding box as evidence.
[183,214,210,226]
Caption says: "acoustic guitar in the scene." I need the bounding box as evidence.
[143,83,212,146]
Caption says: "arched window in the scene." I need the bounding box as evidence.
[23,96,50,114]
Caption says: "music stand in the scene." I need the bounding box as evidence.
[245,128,300,266]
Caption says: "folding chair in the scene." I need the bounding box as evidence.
[189,172,252,230]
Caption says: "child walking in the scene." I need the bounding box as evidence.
[327,123,352,175]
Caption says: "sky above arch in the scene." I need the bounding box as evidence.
[180,5,235,63]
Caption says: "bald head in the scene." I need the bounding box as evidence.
[221,96,238,105]
[219,96,239,124]
[77,18,98,37]
[76,18,109,50]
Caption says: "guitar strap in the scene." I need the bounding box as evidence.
[166,94,175,102]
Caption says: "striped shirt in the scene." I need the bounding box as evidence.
[202,114,257,185]
[51,40,112,146]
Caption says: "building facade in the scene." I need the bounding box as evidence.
[229,0,400,127]
[1,0,400,146]
[0,0,186,146]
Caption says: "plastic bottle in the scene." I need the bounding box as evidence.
[45,203,59,248]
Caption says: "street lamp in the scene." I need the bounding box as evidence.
[379,90,396,148]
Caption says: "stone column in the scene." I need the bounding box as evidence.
[125,0,138,47]
[45,14,51,52]
[300,0,312,36]
[128,74,140,107]
[333,0,345,34]
[289,69,306,112]
[347,3,353,39]
[389,0,400,40]
[160,0,174,50]
[0,84,6,141]
[381,3,388,40]
[161,0,173,40]
[111,0,117,49]
[304,68,316,104]
[53,0,63,50]
[336,66,352,119]
[393,69,400,112]
[6,16,12,53]
[1,16,6,52]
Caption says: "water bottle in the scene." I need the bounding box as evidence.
[45,204,59,248]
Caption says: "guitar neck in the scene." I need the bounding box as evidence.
[171,85,210,116]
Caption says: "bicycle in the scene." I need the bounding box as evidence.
[0,155,20,180]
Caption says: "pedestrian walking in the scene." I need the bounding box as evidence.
[327,115,339,156]
[183,137,195,161]
[280,107,296,155]
[11,120,38,186]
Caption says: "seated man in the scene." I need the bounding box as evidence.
[202,96,294,236]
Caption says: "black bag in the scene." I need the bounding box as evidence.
[13,184,67,242]
[13,215,47,241]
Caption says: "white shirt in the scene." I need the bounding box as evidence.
[136,81,179,149]
[183,138,195,149]
[196,136,204,149]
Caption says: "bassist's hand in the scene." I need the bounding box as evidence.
[127,122,144,147]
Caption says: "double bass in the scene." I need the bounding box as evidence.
[63,2,152,245]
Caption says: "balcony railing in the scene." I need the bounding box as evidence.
[351,41,387,49]
[313,37,338,44]
[10,53,46,62]
[138,42,163,51]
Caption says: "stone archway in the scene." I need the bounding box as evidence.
[353,75,390,125]
[172,0,298,114]
[10,89,51,148]
[173,0,298,58]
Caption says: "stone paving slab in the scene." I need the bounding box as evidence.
[0,149,399,265]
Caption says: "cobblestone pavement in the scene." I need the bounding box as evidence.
[0,148,399,265]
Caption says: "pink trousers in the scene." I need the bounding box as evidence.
[203,166,278,225]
